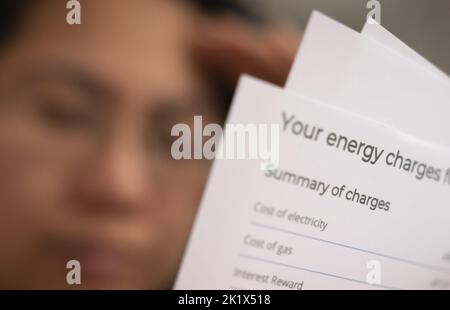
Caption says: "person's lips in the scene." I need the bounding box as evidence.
[46,234,140,285]
[73,244,130,280]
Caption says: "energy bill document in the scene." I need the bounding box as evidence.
[175,76,450,290]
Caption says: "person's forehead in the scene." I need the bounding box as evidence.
[24,0,196,30]
[5,0,204,99]
[19,0,196,53]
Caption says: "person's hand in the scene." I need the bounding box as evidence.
[193,17,302,88]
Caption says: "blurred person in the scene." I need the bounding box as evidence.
[0,0,300,289]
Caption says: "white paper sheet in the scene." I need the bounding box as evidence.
[362,19,448,80]
[175,76,450,290]
[286,11,450,148]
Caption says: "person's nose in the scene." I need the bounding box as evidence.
[70,136,150,216]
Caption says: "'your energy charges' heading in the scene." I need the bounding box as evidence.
[281,111,449,184]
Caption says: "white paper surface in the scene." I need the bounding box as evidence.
[286,11,450,148]
[175,76,450,290]
[361,20,448,80]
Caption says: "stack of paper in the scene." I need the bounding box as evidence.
[175,12,450,290]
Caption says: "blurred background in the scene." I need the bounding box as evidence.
[246,0,450,74]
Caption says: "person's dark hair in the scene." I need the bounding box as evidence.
[0,1,30,47]
[190,0,259,20]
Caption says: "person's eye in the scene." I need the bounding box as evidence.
[145,126,176,153]
[34,96,97,131]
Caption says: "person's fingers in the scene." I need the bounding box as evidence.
[266,29,302,74]
[193,17,302,87]
[194,17,276,83]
